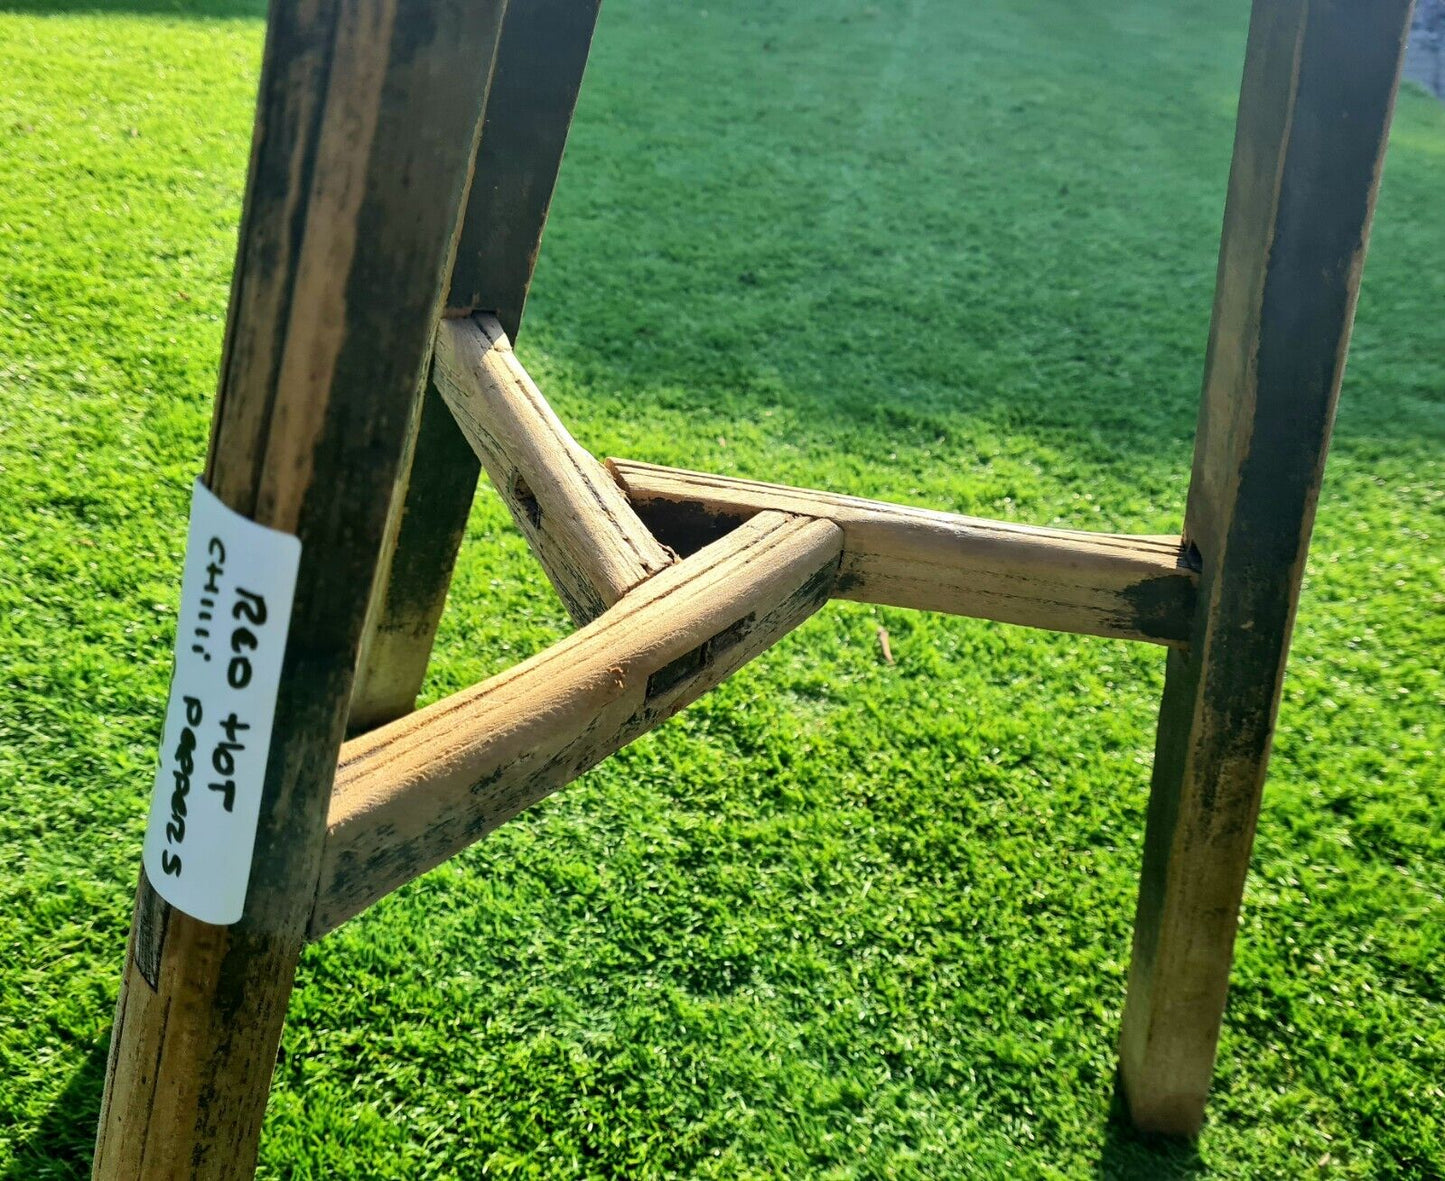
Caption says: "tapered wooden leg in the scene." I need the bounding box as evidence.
[1118,0,1414,1137]
[92,2,508,1176]
[348,0,605,732]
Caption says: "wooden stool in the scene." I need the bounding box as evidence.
[92,0,1415,1174]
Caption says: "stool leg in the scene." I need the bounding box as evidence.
[349,0,605,733]
[1118,0,1413,1137]
[92,2,506,1175]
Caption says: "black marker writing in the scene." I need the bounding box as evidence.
[160,695,203,877]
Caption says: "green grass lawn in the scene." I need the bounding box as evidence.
[2,0,1442,1176]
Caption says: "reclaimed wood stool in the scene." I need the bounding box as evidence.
[93,0,1416,1174]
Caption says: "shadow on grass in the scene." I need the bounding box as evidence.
[4,1039,108,1180]
[1095,1128,1207,1181]
[1092,1085,1208,1180]
[0,0,263,17]
[5,1032,1212,1180]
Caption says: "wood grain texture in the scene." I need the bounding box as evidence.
[93,1,508,1176]
[1118,0,1412,1137]
[309,512,843,939]
[347,382,482,734]
[346,0,604,732]
[434,314,672,623]
[607,459,1198,647]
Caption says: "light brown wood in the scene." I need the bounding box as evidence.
[434,314,673,623]
[607,459,1197,647]
[1119,0,1413,1137]
[309,511,842,939]
[92,1,509,1176]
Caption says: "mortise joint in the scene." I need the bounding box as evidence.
[646,614,755,700]
[511,474,543,528]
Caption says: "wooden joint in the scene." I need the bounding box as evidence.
[607,459,1198,648]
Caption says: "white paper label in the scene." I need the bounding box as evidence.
[142,479,301,925]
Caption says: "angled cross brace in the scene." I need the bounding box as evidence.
[432,313,673,624]
[306,300,1205,943]
[303,332,1201,941]
[608,459,1199,647]
[309,511,842,937]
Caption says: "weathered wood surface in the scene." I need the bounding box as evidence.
[347,382,482,734]
[1118,0,1413,1137]
[348,0,604,732]
[434,314,673,623]
[309,512,843,939]
[607,459,1198,647]
[92,1,508,1176]
[446,0,603,334]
